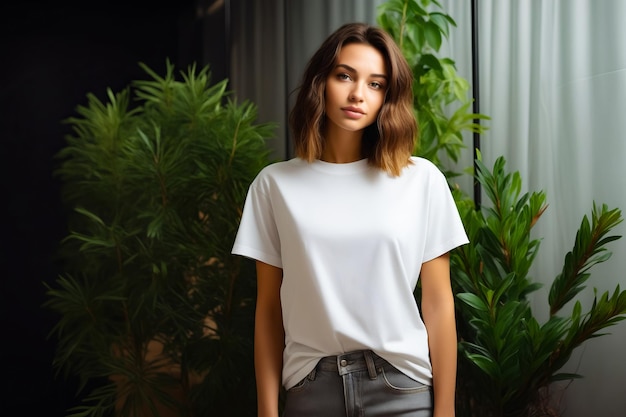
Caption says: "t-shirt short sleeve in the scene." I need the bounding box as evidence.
[421,162,469,262]
[231,176,283,268]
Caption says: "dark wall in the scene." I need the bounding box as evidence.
[0,1,224,414]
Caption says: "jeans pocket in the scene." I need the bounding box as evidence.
[287,373,312,394]
[380,364,432,394]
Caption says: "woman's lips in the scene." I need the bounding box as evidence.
[341,107,365,119]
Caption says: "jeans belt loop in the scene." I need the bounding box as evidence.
[364,350,378,380]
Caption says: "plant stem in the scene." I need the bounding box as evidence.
[399,0,408,49]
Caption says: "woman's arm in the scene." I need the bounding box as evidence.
[420,253,457,417]
[254,260,285,417]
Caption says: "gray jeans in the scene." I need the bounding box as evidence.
[283,350,433,417]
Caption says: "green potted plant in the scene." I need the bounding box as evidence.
[452,154,626,417]
[45,60,274,417]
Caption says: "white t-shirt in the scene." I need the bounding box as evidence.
[232,156,469,389]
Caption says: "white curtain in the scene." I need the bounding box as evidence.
[230,0,288,159]
[441,1,626,415]
[230,1,626,415]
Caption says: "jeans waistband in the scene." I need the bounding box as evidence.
[316,350,387,379]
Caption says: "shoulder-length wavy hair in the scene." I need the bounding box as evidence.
[289,22,417,177]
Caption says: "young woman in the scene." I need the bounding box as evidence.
[232,22,468,417]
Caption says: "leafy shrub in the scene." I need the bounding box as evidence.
[45,60,274,417]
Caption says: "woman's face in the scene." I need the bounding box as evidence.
[324,43,388,135]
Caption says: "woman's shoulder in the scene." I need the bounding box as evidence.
[406,156,444,176]
[249,158,307,188]
[256,158,305,177]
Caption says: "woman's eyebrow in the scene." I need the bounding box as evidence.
[335,64,388,80]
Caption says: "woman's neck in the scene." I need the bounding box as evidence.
[321,126,363,163]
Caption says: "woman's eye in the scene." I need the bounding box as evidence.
[337,73,352,81]
[370,81,384,89]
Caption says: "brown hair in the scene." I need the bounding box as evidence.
[289,22,417,177]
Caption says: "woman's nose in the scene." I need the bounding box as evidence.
[349,85,364,102]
